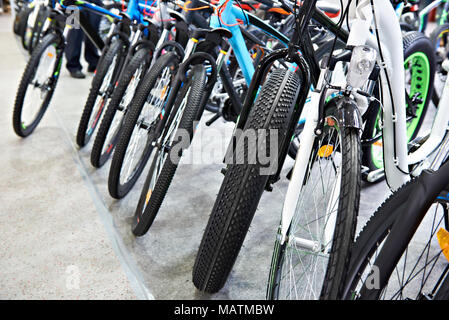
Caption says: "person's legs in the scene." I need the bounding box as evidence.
[84,1,102,72]
[65,28,84,74]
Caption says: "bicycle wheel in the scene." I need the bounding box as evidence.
[192,68,301,293]
[13,33,63,137]
[132,64,207,236]
[342,164,449,300]
[90,47,152,168]
[15,5,32,38]
[108,52,180,199]
[362,31,435,174]
[267,98,361,300]
[429,23,449,107]
[76,38,126,148]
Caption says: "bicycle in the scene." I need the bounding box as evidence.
[129,0,294,235]
[89,0,192,167]
[193,0,443,299]
[266,0,448,300]
[74,0,161,147]
[192,0,361,296]
[12,0,123,137]
[106,0,291,200]
[21,0,52,54]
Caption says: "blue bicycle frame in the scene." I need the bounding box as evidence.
[60,0,159,25]
[209,0,289,85]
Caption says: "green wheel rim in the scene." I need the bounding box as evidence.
[371,51,431,169]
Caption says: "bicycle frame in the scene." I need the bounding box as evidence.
[208,0,289,85]
[55,0,160,51]
[278,0,449,249]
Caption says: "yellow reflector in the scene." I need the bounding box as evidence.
[437,228,449,262]
[318,145,334,158]
[145,189,152,205]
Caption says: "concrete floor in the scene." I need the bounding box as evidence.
[2,12,431,299]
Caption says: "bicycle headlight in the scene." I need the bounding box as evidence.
[347,45,377,89]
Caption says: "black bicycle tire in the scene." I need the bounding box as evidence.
[107,52,180,199]
[132,64,207,236]
[90,47,151,168]
[429,23,449,108]
[13,33,63,137]
[192,68,301,293]
[76,38,125,148]
[15,5,31,38]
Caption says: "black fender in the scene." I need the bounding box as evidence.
[132,39,155,56]
[327,95,362,130]
[154,40,185,61]
[178,52,217,91]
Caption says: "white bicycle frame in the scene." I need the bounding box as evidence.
[279,0,449,245]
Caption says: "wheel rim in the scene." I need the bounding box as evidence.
[21,43,58,130]
[370,51,431,169]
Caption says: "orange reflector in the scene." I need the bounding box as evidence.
[161,85,168,98]
[47,52,54,58]
[318,145,334,158]
[145,189,152,205]
[326,117,336,127]
[437,228,449,262]
[373,140,383,147]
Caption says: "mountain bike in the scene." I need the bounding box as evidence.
[12,0,122,137]
[13,0,33,39]
[106,0,290,200]
[193,0,358,296]
[74,0,161,147]
[105,1,215,199]
[21,0,52,53]
[193,0,441,299]
[130,0,294,235]
[89,0,184,167]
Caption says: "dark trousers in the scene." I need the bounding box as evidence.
[65,4,102,73]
